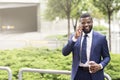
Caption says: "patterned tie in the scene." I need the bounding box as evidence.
[81,34,88,63]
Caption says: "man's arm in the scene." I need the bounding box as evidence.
[62,26,83,56]
[100,36,111,68]
[62,34,75,56]
[89,36,110,73]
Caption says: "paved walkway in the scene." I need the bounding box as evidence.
[0,31,66,50]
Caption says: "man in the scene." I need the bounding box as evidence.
[62,13,110,80]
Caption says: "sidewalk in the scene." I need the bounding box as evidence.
[0,31,67,50]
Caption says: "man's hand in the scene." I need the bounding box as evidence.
[89,61,101,73]
[74,25,83,39]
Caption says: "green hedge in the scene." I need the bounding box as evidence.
[93,25,108,31]
[0,47,71,80]
[93,25,108,35]
[0,47,120,80]
[105,53,120,80]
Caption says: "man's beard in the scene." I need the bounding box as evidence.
[83,27,92,34]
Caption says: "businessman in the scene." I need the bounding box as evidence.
[62,13,110,80]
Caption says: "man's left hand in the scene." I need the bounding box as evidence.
[89,61,101,73]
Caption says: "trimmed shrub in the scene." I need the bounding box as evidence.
[0,47,119,80]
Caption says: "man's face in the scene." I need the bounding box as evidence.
[80,17,93,34]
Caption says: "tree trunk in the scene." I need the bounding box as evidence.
[67,15,70,39]
[108,12,111,51]
[72,18,78,32]
[66,0,71,39]
[74,18,78,32]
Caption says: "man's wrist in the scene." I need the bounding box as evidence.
[99,64,103,69]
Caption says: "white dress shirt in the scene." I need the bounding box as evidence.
[80,30,92,63]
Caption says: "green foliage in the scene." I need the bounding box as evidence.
[0,47,71,80]
[45,0,106,20]
[44,0,66,20]
[93,0,120,15]
[45,34,67,40]
[93,25,108,35]
[0,71,8,80]
[0,47,120,80]
[105,53,120,80]
[93,25,108,31]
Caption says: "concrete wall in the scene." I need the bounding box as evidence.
[0,5,37,33]
[0,0,40,3]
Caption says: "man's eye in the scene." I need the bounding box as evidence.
[87,21,91,24]
[82,22,85,24]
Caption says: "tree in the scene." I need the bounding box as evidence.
[45,0,106,39]
[93,0,120,51]
[71,0,105,31]
[45,0,81,39]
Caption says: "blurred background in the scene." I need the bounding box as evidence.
[0,0,120,53]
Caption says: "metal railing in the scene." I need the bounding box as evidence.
[18,68,111,80]
[0,66,12,80]
[104,73,112,80]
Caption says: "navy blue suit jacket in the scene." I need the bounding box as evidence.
[62,31,110,80]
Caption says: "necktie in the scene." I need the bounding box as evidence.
[81,34,88,63]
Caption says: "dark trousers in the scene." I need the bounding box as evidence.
[74,66,92,80]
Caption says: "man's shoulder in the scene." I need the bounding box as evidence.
[93,31,105,37]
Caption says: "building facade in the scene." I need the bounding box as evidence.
[0,0,41,33]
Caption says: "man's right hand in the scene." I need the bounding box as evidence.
[74,25,83,39]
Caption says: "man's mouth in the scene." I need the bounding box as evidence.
[85,26,89,30]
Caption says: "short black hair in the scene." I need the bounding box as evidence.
[80,13,92,20]
[80,13,91,18]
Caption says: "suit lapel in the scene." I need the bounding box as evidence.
[90,31,97,60]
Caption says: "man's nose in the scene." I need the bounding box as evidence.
[84,23,89,26]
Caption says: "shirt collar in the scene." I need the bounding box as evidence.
[82,30,93,38]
